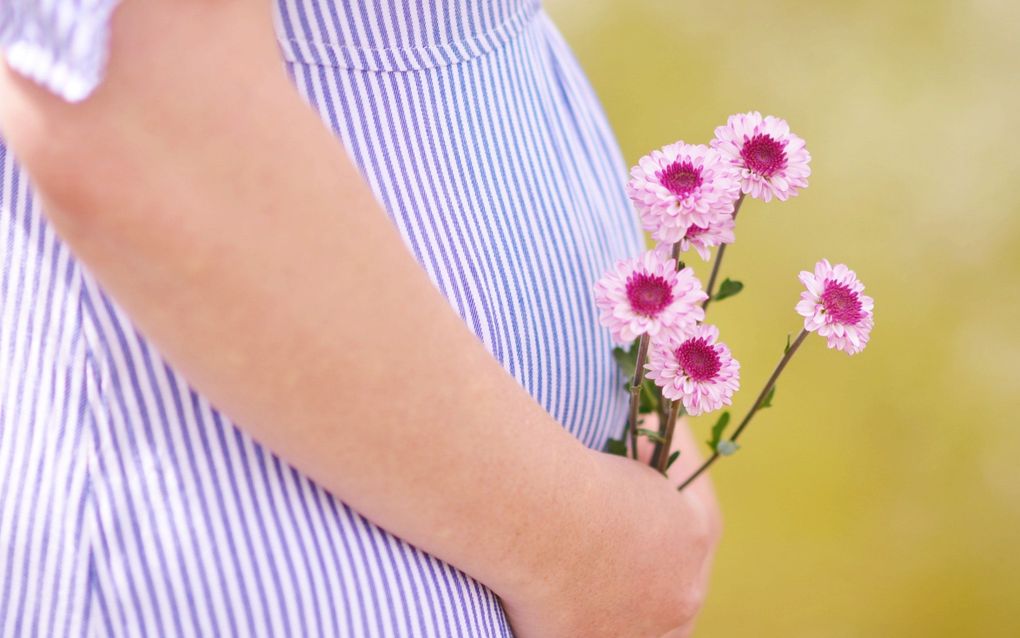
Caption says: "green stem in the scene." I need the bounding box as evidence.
[654,241,684,462]
[702,193,745,312]
[676,328,809,491]
[627,334,651,461]
[657,396,671,460]
[655,401,682,473]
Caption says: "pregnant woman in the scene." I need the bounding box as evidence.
[0,1,720,636]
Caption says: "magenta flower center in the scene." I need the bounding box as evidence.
[740,134,787,177]
[675,337,722,382]
[821,280,864,324]
[657,160,703,198]
[625,273,674,317]
[684,224,708,239]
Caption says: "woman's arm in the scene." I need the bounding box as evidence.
[0,1,719,635]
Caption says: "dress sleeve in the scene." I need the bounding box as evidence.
[0,0,121,102]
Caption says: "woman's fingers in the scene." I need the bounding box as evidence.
[626,410,722,638]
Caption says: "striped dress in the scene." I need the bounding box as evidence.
[0,1,643,636]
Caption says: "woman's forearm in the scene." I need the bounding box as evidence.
[0,2,716,634]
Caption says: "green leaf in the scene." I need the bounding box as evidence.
[605,437,628,457]
[612,342,641,378]
[639,379,660,414]
[666,450,681,470]
[706,411,731,451]
[717,440,740,456]
[760,384,777,409]
[784,333,792,355]
[714,278,744,302]
[636,428,666,444]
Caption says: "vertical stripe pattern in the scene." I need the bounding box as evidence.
[0,0,121,102]
[0,1,643,636]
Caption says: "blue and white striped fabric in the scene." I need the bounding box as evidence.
[0,1,643,636]
[0,0,120,102]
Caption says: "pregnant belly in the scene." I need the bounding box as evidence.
[283,24,643,449]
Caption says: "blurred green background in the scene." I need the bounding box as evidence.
[546,0,1020,636]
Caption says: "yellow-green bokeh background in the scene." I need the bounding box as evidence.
[546,1,1020,635]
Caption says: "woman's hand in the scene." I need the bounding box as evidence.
[501,414,722,638]
[636,413,723,638]
[627,413,723,638]
[634,412,723,515]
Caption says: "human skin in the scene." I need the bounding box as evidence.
[0,1,721,636]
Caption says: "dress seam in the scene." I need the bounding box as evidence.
[77,265,105,638]
[277,1,542,72]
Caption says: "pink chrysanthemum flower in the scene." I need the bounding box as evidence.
[626,142,740,244]
[645,324,740,416]
[796,259,875,355]
[673,215,736,261]
[711,112,811,203]
[594,250,707,345]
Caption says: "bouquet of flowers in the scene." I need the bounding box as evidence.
[597,112,875,489]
